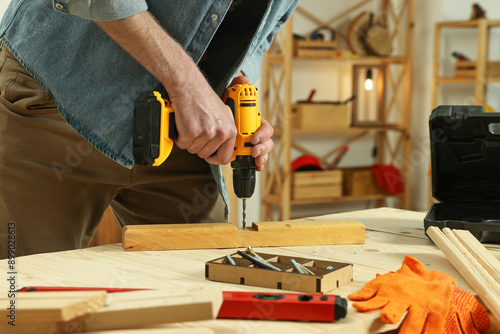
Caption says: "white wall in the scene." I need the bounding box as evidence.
[0,1,9,16]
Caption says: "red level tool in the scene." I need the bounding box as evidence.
[217,291,347,322]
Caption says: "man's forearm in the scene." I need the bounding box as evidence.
[94,11,202,92]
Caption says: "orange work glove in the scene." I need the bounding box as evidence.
[443,287,490,334]
[348,255,455,334]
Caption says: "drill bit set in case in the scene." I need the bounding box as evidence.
[205,252,353,293]
[425,105,500,242]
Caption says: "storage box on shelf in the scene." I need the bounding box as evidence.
[342,167,385,197]
[454,60,500,78]
[292,170,342,200]
[291,103,351,130]
[293,39,337,58]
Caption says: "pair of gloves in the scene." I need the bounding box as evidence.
[348,255,491,333]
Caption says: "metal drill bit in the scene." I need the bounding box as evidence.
[242,199,247,230]
[290,259,307,274]
[225,254,237,266]
[237,251,282,271]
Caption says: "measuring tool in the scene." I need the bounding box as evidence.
[133,84,261,229]
[217,291,347,322]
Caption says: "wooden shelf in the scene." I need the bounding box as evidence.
[437,19,500,28]
[273,124,407,137]
[293,55,408,64]
[430,18,497,206]
[290,194,396,205]
[263,193,402,206]
[435,76,500,84]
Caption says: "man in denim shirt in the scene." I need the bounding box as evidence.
[0,0,298,258]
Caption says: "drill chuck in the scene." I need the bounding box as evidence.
[232,155,257,199]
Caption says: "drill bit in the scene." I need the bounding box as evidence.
[242,199,247,230]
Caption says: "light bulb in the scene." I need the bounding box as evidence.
[364,68,373,91]
[364,78,373,91]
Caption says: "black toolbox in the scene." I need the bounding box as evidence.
[424,105,500,242]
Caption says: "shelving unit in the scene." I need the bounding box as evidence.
[260,0,414,221]
[431,18,500,108]
[429,18,500,206]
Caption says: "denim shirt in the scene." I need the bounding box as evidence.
[0,0,298,220]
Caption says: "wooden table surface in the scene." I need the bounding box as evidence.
[1,207,499,333]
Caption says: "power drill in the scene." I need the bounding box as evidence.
[133,84,261,229]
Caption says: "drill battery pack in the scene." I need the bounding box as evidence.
[133,91,177,166]
[425,105,500,242]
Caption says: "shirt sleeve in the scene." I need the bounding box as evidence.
[52,0,148,21]
[239,1,298,83]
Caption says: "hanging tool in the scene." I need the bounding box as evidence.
[451,51,470,61]
[133,84,261,229]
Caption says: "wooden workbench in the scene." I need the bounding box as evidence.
[1,207,499,333]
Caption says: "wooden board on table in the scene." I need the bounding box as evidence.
[71,287,222,332]
[1,288,221,334]
[0,291,107,322]
[122,219,365,251]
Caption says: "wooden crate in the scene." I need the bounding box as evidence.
[206,252,353,294]
[292,103,350,130]
[454,61,500,78]
[292,170,342,200]
[342,167,385,197]
[294,40,337,58]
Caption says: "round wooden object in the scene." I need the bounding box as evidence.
[347,12,371,56]
[347,12,392,57]
[366,25,392,56]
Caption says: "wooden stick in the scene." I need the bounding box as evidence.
[427,226,500,321]
[453,229,500,285]
[442,228,500,296]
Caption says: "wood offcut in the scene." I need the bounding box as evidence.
[122,219,365,251]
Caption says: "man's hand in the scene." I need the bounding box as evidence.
[95,11,237,165]
[229,75,274,172]
[167,75,237,166]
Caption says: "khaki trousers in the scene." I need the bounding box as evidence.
[0,45,224,258]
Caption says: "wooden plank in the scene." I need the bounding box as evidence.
[0,291,106,322]
[78,287,222,332]
[1,288,221,334]
[122,219,365,251]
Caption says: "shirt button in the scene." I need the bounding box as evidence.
[211,13,218,21]
[55,3,64,10]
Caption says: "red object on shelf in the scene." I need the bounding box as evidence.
[370,164,404,194]
[217,291,347,322]
[305,89,316,103]
[291,155,324,172]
